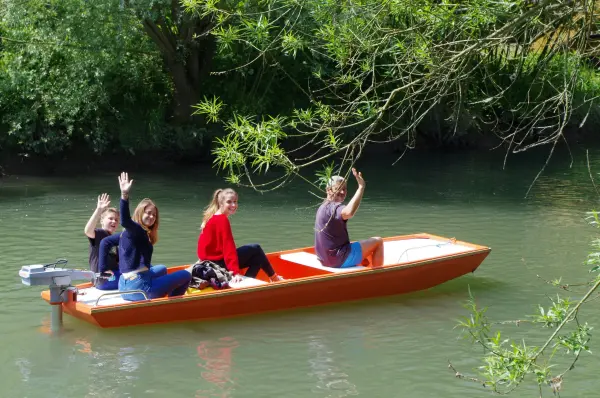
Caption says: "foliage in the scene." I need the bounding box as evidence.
[0,0,314,157]
[0,0,172,154]
[193,96,225,123]
[453,214,600,396]
[187,0,600,191]
[2,0,600,163]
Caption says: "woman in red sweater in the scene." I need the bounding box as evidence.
[197,188,284,282]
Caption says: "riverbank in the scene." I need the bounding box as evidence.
[1,124,597,178]
[0,146,212,177]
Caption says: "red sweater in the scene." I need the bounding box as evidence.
[196,214,240,274]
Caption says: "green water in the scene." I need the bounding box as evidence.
[1,149,599,397]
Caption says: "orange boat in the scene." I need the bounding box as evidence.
[36,233,490,328]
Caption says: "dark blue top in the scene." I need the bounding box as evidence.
[98,198,154,273]
[89,228,118,273]
[98,232,121,273]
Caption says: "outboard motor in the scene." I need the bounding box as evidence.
[19,260,104,332]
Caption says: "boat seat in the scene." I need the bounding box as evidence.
[280,252,366,273]
[187,275,267,294]
[230,276,268,288]
[79,276,268,307]
[77,287,129,307]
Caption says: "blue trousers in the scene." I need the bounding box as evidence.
[118,265,191,302]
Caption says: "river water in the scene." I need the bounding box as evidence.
[1,148,599,397]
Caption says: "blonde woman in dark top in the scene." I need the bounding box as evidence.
[99,172,191,301]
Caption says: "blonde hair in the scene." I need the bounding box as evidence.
[325,175,346,201]
[326,175,346,191]
[133,198,159,245]
[101,207,119,219]
[201,188,237,228]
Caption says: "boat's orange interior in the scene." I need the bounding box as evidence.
[72,234,489,297]
[165,234,468,284]
[167,248,349,283]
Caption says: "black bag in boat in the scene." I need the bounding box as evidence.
[187,260,234,290]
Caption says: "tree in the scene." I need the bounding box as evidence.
[0,0,291,156]
[124,0,216,124]
[188,0,600,190]
[0,0,171,154]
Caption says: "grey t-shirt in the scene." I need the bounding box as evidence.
[314,201,350,267]
[88,228,118,273]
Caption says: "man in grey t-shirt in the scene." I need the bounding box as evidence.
[314,168,384,268]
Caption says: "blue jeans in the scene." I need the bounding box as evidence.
[118,265,191,302]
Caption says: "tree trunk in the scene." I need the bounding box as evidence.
[168,62,201,124]
[141,14,215,125]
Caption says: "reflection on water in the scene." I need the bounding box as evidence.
[196,337,239,398]
[75,339,96,356]
[15,358,31,382]
[308,336,358,397]
[76,336,145,397]
[118,346,143,375]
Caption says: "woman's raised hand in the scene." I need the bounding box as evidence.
[118,172,134,197]
[97,193,111,210]
[352,168,365,189]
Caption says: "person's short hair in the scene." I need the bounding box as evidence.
[326,176,346,190]
[101,207,119,218]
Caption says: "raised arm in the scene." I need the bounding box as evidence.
[84,193,111,238]
[98,232,121,273]
[341,168,366,220]
[118,172,137,229]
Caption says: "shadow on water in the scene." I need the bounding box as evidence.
[0,177,52,202]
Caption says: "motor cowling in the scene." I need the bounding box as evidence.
[19,264,95,287]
